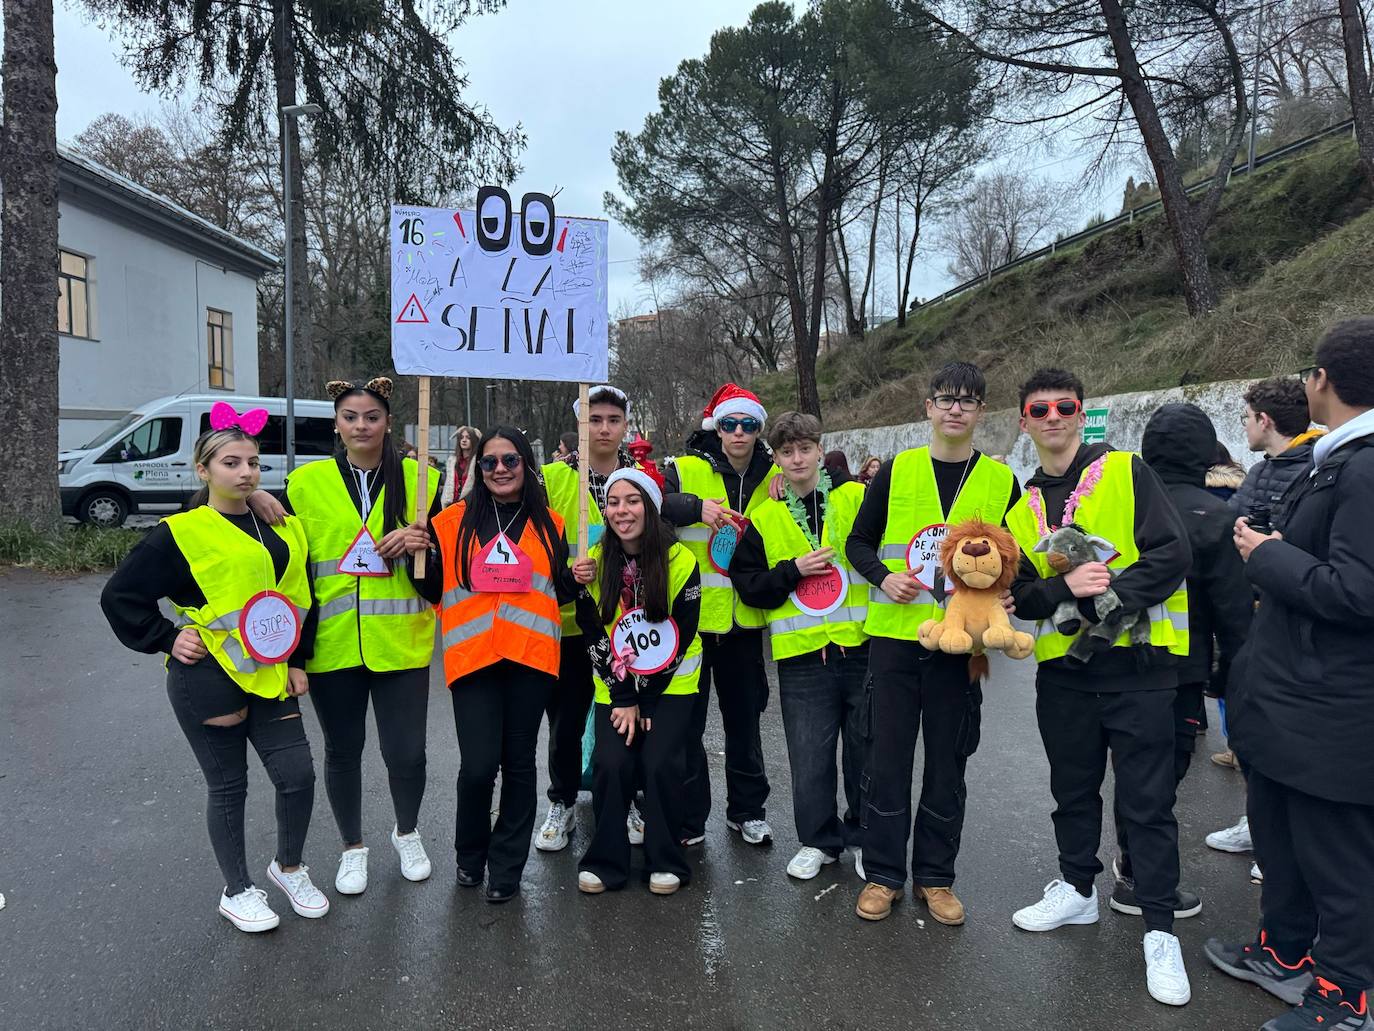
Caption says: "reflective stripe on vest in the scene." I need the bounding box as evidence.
[1005,450,1190,661]
[750,481,869,661]
[587,541,703,704]
[863,449,1015,641]
[542,460,607,638]
[435,501,564,683]
[164,507,312,699]
[673,455,777,633]
[286,457,438,674]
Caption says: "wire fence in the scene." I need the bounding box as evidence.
[909,118,1359,313]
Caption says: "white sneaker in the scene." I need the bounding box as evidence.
[536,801,576,852]
[627,802,646,846]
[218,886,280,933]
[786,846,836,880]
[335,847,369,895]
[1143,930,1192,1005]
[649,872,681,895]
[681,833,706,847]
[578,870,605,894]
[853,847,866,881]
[1250,861,1263,883]
[390,826,432,882]
[1205,815,1252,853]
[726,818,773,845]
[267,860,329,918]
[1012,879,1100,932]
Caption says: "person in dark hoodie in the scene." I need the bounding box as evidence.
[1206,319,1374,1031]
[661,383,780,846]
[1107,404,1253,916]
[1005,368,1194,1008]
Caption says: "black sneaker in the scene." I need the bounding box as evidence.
[1263,980,1372,1030]
[1204,933,1315,1006]
[1108,875,1203,919]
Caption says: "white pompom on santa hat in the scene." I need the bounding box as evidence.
[701,382,767,431]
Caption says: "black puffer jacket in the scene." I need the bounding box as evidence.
[661,429,775,529]
[1229,432,1374,805]
[1141,404,1254,692]
[1230,430,1322,524]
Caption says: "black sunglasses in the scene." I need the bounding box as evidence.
[478,453,522,473]
[717,417,762,434]
[1024,398,1082,420]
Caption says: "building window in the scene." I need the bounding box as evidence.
[58,250,92,338]
[207,309,234,390]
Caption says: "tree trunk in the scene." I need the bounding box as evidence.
[897,195,924,327]
[830,225,863,339]
[798,83,844,419]
[857,149,887,336]
[1,0,62,527]
[1099,0,1219,314]
[272,0,315,396]
[1339,0,1374,188]
[768,160,811,401]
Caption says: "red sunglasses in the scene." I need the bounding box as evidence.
[1023,398,1082,420]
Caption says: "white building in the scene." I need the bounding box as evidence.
[54,147,278,448]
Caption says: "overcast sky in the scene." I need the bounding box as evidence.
[46,0,1116,319]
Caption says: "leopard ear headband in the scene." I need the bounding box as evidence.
[326,377,394,406]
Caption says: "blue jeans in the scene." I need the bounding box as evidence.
[778,643,868,856]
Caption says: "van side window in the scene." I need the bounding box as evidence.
[97,417,183,464]
[197,414,335,457]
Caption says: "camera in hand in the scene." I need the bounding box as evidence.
[1246,504,1272,535]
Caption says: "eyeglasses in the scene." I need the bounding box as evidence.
[931,394,983,412]
[1296,365,1320,383]
[1023,398,1082,420]
[717,417,762,435]
[478,453,522,473]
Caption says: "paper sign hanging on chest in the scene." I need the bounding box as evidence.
[470,532,534,593]
[339,527,389,577]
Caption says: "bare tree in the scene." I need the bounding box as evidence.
[940,171,1069,281]
[1338,0,1374,186]
[1,0,61,526]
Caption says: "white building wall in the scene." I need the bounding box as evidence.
[57,202,261,448]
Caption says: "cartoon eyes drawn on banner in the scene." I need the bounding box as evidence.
[474,187,557,257]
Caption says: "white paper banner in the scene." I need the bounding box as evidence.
[390,191,609,383]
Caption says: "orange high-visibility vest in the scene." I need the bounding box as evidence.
[433,501,564,685]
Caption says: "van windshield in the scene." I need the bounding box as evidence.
[80,412,144,451]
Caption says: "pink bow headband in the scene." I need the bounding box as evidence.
[209,401,269,436]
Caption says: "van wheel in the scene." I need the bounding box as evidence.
[78,489,129,528]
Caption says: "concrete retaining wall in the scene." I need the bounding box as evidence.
[823,378,1264,485]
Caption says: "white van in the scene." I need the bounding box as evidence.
[59,394,338,527]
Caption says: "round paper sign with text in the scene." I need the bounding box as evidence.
[790,564,847,617]
[905,523,947,592]
[238,590,302,664]
[611,607,680,676]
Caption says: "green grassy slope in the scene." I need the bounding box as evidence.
[754,138,1374,428]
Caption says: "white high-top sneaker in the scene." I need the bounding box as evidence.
[218,886,280,933]
[627,802,646,846]
[1206,815,1253,853]
[1012,879,1099,931]
[1144,930,1192,1006]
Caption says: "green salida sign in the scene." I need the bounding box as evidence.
[1083,407,1109,444]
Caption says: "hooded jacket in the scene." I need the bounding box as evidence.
[1141,404,1253,691]
[661,428,775,529]
[1009,441,1192,690]
[1230,429,1323,522]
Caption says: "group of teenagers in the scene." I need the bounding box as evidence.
[101,317,1374,1031]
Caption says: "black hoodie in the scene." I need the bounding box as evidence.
[1141,404,1253,691]
[661,428,776,528]
[1010,441,1192,691]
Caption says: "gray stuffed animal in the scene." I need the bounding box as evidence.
[1032,524,1151,664]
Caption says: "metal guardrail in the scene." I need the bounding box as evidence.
[910,117,1358,313]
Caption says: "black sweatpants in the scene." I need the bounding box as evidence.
[1036,676,1180,933]
[861,639,981,890]
[682,629,770,836]
[166,658,315,897]
[309,665,429,845]
[1247,767,1374,994]
[1115,682,1203,876]
[581,696,694,889]
[545,636,595,806]
[450,661,554,890]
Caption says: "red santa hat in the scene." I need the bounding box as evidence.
[701,383,767,431]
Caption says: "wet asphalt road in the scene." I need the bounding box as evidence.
[1,567,1282,1030]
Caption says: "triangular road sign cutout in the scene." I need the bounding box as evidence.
[338,527,389,576]
[480,533,520,565]
[395,292,429,324]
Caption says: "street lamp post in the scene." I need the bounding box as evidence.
[280,102,322,474]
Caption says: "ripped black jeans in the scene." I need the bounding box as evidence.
[167,658,316,897]
[860,641,982,891]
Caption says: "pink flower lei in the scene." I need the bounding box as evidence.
[1027,455,1108,536]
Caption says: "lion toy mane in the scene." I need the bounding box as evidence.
[918,519,1035,678]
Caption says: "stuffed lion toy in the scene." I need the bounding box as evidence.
[918,519,1035,676]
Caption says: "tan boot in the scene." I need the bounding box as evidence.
[1211,749,1239,770]
[917,885,966,926]
[856,883,903,921]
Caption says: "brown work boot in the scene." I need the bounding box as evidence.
[1211,749,1239,770]
[917,885,966,926]
[856,883,903,921]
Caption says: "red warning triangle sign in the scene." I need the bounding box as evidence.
[395,293,429,324]
[338,527,389,577]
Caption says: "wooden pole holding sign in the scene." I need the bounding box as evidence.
[414,376,431,578]
[576,382,590,556]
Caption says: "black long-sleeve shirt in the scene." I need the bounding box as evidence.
[1009,443,1193,690]
[846,451,1022,589]
[100,509,312,667]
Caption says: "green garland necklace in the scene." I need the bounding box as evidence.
[782,469,833,550]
